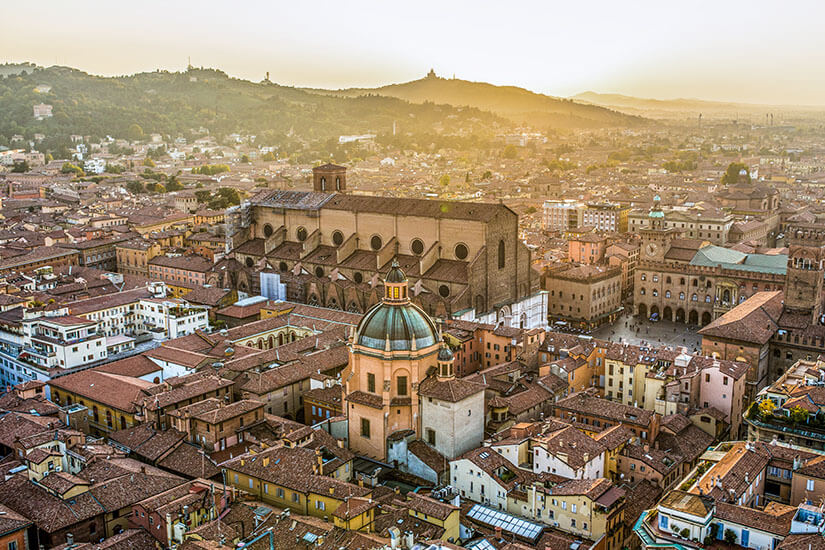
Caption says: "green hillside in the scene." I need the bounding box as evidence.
[0,65,504,151]
[306,74,644,128]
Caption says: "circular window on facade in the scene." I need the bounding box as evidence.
[439,284,451,298]
[315,266,324,278]
[370,235,383,251]
[332,230,344,246]
[263,224,274,238]
[245,257,254,268]
[279,261,288,272]
[353,272,363,284]
[454,243,469,260]
[411,238,425,255]
[296,227,308,242]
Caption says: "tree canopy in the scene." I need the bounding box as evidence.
[721,162,750,184]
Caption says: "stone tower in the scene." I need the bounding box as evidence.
[640,195,678,262]
[784,227,825,320]
[312,163,347,193]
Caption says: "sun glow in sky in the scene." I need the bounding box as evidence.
[3,0,825,105]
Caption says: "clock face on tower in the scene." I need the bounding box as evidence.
[646,242,659,258]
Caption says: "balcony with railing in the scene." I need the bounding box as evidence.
[634,510,696,550]
[745,412,825,444]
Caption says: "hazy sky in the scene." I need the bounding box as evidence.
[3,0,825,105]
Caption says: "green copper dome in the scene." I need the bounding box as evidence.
[355,302,438,352]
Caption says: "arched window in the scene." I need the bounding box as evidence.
[93,405,99,423]
[106,410,113,428]
[498,240,505,269]
[335,176,341,191]
[665,290,671,298]
[268,335,274,348]
[120,416,127,430]
[278,334,284,346]
[320,176,326,191]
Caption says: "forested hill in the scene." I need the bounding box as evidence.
[0,65,504,150]
[306,74,645,129]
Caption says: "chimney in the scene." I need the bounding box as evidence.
[495,526,502,539]
[329,486,335,495]
[66,534,74,546]
[263,456,269,467]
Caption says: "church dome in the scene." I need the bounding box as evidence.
[355,303,439,352]
[354,260,438,352]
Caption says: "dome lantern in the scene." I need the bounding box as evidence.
[353,260,439,353]
[384,259,409,303]
[437,346,455,380]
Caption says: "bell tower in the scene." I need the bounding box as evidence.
[785,228,825,321]
[312,163,347,193]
